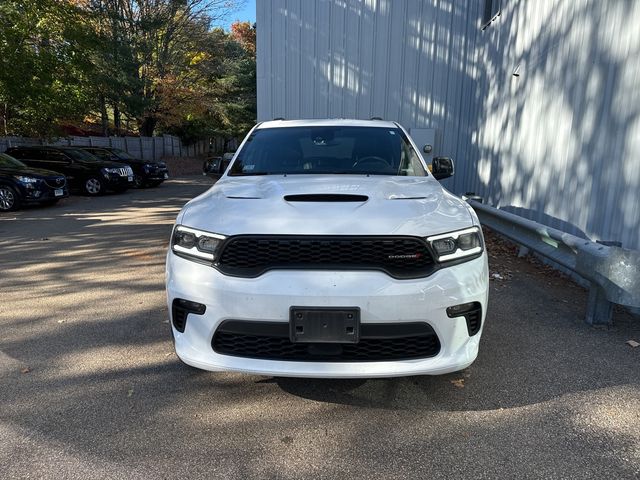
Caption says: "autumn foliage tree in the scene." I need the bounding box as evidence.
[0,0,257,143]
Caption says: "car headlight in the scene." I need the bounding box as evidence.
[426,226,484,263]
[171,225,226,262]
[101,167,117,175]
[14,175,39,184]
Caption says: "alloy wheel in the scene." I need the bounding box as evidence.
[0,186,16,211]
[85,178,102,195]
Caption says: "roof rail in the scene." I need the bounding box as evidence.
[370,116,384,120]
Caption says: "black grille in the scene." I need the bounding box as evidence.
[172,307,188,332]
[212,321,441,362]
[44,177,66,189]
[465,307,482,336]
[217,235,435,278]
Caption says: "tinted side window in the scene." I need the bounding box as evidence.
[45,150,71,162]
[7,149,27,159]
[90,149,111,159]
[398,139,426,176]
[23,149,48,160]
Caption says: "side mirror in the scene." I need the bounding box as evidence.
[432,157,454,180]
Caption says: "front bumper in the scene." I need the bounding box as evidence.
[135,165,169,182]
[103,174,133,189]
[166,253,489,378]
[145,168,169,181]
[20,183,69,203]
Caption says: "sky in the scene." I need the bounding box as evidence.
[219,0,256,30]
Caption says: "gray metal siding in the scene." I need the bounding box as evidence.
[257,0,640,250]
[472,0,640,250]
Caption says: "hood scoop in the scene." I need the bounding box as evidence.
[284,194,369,202]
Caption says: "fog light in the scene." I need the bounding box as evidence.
[446,302,483,336]
[171,298,206,333]
[446,302,477,317]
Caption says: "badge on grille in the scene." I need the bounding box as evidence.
[388,253,423,260]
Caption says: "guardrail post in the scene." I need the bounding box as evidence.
[585,284,613,326]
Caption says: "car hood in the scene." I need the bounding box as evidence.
[180,175,474,237]
[0,166,65,178]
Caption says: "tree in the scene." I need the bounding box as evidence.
[0,0,92,136]
[0,0,256,143]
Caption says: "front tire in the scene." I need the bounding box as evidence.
[133,175,145,188]
[84,177,103,196]
[0,185,20,211]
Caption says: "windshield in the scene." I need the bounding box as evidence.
[0,153,27,169]
[110,148,136,160]
[229,126,428,176]
[65,148,101,162]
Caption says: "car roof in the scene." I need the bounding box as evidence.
[9,145,82,151]
[256,118,399,130]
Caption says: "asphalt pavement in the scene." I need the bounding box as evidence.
[1,177,639,479]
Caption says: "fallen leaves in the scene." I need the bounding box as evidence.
[20,367,31,374]
[626,340,640,348]
[450,378,465,388]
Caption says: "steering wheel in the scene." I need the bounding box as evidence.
[352,156,391,170]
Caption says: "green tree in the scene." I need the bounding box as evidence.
[0,0,92,136]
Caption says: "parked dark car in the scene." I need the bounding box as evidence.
[0,152,69,211]
[79,147,169,188]
[5,146,133,196]
[202,152,235,178]
[203,156,223,178]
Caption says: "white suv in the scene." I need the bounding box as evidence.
[166,119,488,378]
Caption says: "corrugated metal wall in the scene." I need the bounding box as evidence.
[257,0,640,250]
[472,0,640,250]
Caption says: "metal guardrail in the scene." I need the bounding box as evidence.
[465,198,640,325]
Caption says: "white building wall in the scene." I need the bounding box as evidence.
[257,0,640,250]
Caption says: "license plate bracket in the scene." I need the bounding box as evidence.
[54,188,63,197]
[290,307,360,343]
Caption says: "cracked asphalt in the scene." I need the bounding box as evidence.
[1,177,639,479]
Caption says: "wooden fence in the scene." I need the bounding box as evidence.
[0,135,236,161]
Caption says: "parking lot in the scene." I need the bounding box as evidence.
[1,177,639,479]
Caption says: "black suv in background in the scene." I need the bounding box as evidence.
[203,152,234,178]
[80,147,169,188]
[0,153,68,211]
[6,146,133,196]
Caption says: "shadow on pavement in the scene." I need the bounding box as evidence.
[1,177,639,478]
